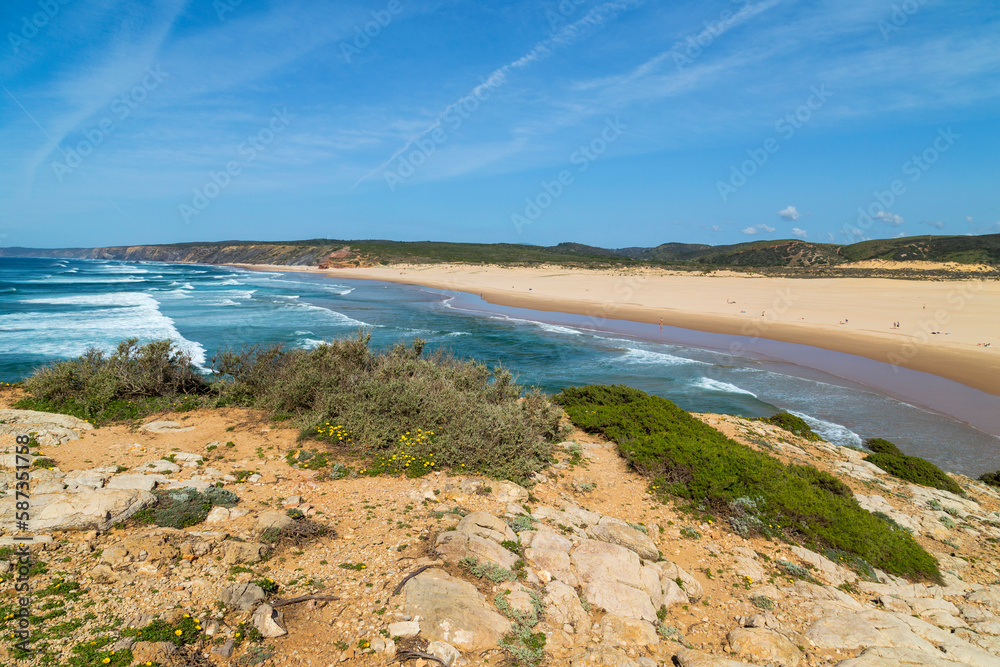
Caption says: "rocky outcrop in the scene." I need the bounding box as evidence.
[402,568,511,651]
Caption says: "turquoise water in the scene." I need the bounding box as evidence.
[2,257,997,476]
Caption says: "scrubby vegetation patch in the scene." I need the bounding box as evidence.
[756,412,823,441]
[555,384,941,583]
[863,438,964,496]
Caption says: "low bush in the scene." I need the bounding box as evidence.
[133,486,238,529]
[17,338,208,424]
[757,412,823,441]
[979,471,1000,488]
[863,438,964,496]
[554,385,940,583]
[19,334,566,482]
[212,332,566,482]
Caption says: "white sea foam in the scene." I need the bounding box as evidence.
[99,265,149,273]
[218,279,244,286]
[693,377,757,397]
[286,302,374,328]
[620,348,706,366]
[790,411,864,448]
[21,276,147,284]
[9,292,207,369]
[486,314,584,336]
[444,331,469,336]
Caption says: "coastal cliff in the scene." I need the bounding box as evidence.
[0,242,358,267]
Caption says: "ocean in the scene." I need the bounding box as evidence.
[2,257,997,477]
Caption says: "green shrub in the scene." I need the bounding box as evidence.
[554,385,940,583]
[978,471,1000,488]
[757,412,823,441]
[862,438,963,496]
[212,332,566,482]
[460,556,516,582]
[133,486,239,529]
[18,338,208,424]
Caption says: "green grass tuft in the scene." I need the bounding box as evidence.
[554,385,940,583]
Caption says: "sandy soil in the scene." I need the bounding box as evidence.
[228,263,1000,396]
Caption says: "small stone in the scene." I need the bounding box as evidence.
[388,621,420,638]
[251,603,287,638]
[220,582,266,612]
[212,639,235,658]
[427,640,460,666]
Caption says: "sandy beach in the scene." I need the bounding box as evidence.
[230,263,1000,396]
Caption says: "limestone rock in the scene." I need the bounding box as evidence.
[206,507,230,523]
[402,568,510,651]
[572,539,644,590]
[220,582,266,612]
[571,647,640,667]
[140,420,195,433]
[674,648,761,667]
[106,474,158,491]
[388,621,420,638]
[582,579,657,622]
[251,603,287,638]
[33,480,67,494]
[255,510,295,536]
[456,511,516,543]
[0,488,155,532]
[427,640,461,667]
[492,481,529,504]
[600,614,659,646]
[221,541,269,565]
[653,560,704,602]
[525,547,578,586]
[497,582,537,617]
[543,580,590,631]
[967,587,1000,611]
[791,545,857,586]
[88,564,120,584]
[134,460,181,474]
[531,529,573,553]
[805,614,883,649]
[435,531,519,570]
[836,646,971,666]
[587,522,659,561]
[727,627,802,666]
[562,504,602,526]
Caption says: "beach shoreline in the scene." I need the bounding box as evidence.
[227,263,1000,396]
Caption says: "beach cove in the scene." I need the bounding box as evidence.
[235,263,1000,397]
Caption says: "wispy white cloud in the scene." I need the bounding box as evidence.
[921,219,945,229]
[791,227,807,239]
[353,0,644,187]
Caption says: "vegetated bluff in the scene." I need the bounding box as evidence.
[1,232,999,268]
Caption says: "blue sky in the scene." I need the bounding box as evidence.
[1,0,998,249]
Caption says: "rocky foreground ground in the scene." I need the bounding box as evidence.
[2,398,1000,667]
